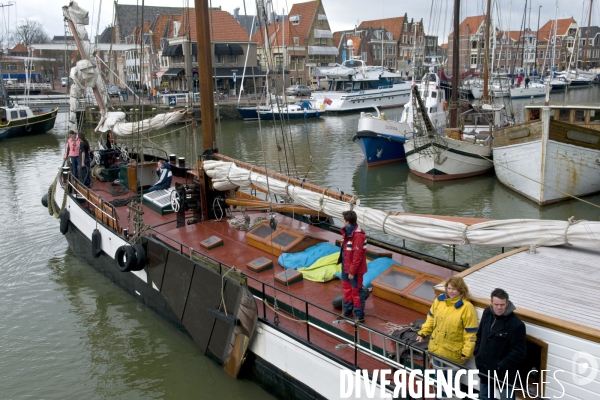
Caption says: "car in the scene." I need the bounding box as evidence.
[107,85,120,97]
[284,85,312,97]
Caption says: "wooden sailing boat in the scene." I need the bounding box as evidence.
[403,0,502,180]
[44,1,600,398]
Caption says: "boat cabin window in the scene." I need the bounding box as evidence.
[430,107,437,113]
[527,108,540,121]
[10,110,17,120]
[573,109,586,123]
[431,91,437,98]
[558,109,570,122]
[591,110,600,122]
[19,110,27,118]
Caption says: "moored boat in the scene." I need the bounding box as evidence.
[493,101,600,205]
[311,59,411,112]
[0,104,58,139]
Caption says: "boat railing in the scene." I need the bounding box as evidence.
[67,178,120,233]
[146,231,497,398]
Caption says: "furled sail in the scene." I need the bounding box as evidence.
[64,1,189,136]
[203,160,600,250]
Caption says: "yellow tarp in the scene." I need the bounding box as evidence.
[297,253,342,282]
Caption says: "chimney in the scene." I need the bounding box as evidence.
[233,7,240,20]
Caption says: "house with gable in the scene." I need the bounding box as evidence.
[253,0,337,90]
[447,15,486,75]
[537,18,579,71]
[358,14,425,76]
[579,26,600,68]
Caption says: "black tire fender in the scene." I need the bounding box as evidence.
[41,193,48,208]
[91,229,102,258]
[59,209,69,234]
[115,245,137,272]
[25,125,32,133]
[332,294,343,310]
[131,244,147,271]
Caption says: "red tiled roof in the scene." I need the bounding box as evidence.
[538,18,577,39]
[152,14,178,50]
[358,17,405,41]
[449,15,485,37]
[333,31,343,48]
[10,43,27,53]
[182,8,251,42]
[440,43,448,49]
[252,1,320,47]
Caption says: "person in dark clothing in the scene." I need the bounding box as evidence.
[475,288,526,400]
[524,76,530,88]
[78,132,92,187]
[337,210,367,323]
[147,160,172,192]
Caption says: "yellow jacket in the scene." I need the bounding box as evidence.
[417,293,479,364]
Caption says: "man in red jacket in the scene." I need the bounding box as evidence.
[338,210,367,322]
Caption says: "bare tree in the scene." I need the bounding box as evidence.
[10,19,50,48]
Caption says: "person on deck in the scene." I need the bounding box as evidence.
[524,76,530,88]
[475,288,526,400]
[78,132,92,187]
[338,210,367,323]
[105,130,116,149]
[147,160,172,192]
[416,276,479,399]
[516,75,523,87]
[63,130,80,179]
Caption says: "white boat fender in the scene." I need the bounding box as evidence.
[115,245,137,272]
[59,209,70,234]
[91,229,102,258]
[41,193,48,208]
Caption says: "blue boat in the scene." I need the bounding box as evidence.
[257,101,320,121]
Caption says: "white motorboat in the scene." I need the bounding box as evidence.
[311,59,411,112]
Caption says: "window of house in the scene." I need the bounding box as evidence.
[297,58,304,70]
[507,51,511,60]
[290,77,294,86]
[470,54,478,65]
[402,35,406,44]
[403,23,407,31]
[228,54,237,63]
[290,58,296,70]
[410,37,414,44]
[29,65,35,71]
[293,37,299,46]
[297,77,302,84]
[419,36,422,44]
[216,54,224,63]
[6,64,17,70]
[362,52,367,60]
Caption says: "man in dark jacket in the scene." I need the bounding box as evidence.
[475,288,526,400]
[337,210,367,323]
[148,160,172,192]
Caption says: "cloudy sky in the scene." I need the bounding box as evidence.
[4,0,596,44]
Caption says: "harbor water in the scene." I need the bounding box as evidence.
[1,86,599,398]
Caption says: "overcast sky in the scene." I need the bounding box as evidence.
[4,0,597,44]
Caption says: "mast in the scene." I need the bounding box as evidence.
[0,2,15,107]
[536,5,541,74]
[584,0,593,68]
[195,0,216,152]
[483,0,492,102]
[450,0,460,128]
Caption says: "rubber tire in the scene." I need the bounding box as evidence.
[91,229,102,258]
[115,245,137,272]
[59,209,69,234]
[131,244,147,271]
[41,193,48,208]
[25,125,32,133]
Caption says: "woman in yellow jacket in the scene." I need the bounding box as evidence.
[416,276,478,398]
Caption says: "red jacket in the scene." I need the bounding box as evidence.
[337,224,367,276]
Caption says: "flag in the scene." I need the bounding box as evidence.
[316,75,320,88]
[323,97,332,105]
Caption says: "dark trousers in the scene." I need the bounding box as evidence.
[147,181,170,192]
[341,271,365,319]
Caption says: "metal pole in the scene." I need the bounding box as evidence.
[483,0,492,102]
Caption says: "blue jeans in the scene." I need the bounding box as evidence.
[147,181,170,192]
[69,156,79,179]
[479,379,514,400]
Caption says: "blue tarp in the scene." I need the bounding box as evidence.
[278,242,339,270]
[334,257,398,288]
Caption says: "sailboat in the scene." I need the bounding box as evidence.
[403,0,504,180]
[44,2,600,399]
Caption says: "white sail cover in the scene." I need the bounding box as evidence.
[203,160,600,250]
[64,1,188,135]
[314,65,356,78]
[96,110,188,136]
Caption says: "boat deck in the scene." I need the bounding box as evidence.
[77,169,455,375]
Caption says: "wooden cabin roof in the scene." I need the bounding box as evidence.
[459,246,600,342]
